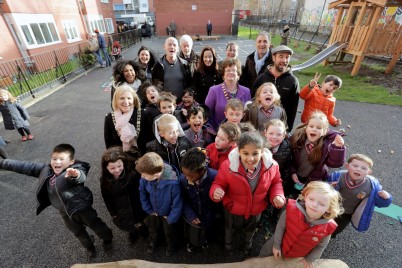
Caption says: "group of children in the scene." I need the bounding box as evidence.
[0,68,393,265]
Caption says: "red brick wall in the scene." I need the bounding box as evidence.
[154,0,234,36]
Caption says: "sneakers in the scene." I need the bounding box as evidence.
[186,243,197,253]
[21,136,27,141]
[28,134,34,140]
[147,242,156,254]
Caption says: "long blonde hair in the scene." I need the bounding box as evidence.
[111,85,141,112]
[299,181,344,219]
[0,88,17,104]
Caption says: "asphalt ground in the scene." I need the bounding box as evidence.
[0,36,401,268]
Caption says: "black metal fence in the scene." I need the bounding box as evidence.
[0,29,141,100]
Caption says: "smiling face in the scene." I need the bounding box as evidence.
[256,34,270,58]
[226,44,238,59]
[224,108,243,125]
[123,64,136,84]
[164,37,178,61]
[203,50,214,67]
[272,52,291,73]
[320,81,339,96]
[139,50,150,65]
[106,159,124,179]
[223,65,239,83]
[146,86,159,104]
[239,143,263,171]
[182,92,194,107]
[304,191,331,221]
[215,129,232,150]
[265,125,286,148]
[0,90,9,102]
[159,123,180,145]
[51,152,74,175]
[159,100,175,114]
[257,85,278,108]
[118,91,134,113]
[306,118,327,144]
[346,159,372,181]
[188,111,204,133]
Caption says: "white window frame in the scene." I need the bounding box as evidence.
[101,0,109,3]
[11,13,61,49]
[61,20,81,43]
[105,18,115,34]
[87,14,106,34]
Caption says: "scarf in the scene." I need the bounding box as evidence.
[254,50,269,75]
[114,109,137,152]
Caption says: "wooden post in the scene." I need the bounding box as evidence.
[385,35,402,74]
[325,7,345,66]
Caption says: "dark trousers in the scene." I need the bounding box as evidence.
[332,213,353,238]
[60,208,113,249]
[224,210,260,249]
[185,222,208,247]
[144,214,177,248]
[0,146,8,159]
[207,30,212,36]
[17,127,31,137]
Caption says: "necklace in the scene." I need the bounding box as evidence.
[111,109,141,136]
[222,82,238,101]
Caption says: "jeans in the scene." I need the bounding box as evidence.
[93,48,111,67]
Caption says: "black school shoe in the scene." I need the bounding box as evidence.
[102,239,113,250]
[165,246,175,257]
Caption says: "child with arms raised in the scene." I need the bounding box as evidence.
[100,147,147,244]
[259,181,344,268]
[300,73,342,127]
[244,82,287,133]
[136,152,183,256]
[206,122,241,170]
[210,131,285,255]
[290,111,346,196]
[327,154,392,237]
[0,144,113,257]
[184,106,216,147]
[180,147,219,253]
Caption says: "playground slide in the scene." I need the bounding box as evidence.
[292,41,347,72]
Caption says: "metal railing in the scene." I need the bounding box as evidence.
[0,29,141,100]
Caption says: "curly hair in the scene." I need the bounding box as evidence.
[112,60,146,85]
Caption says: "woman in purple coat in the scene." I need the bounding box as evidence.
[205,58,251,129]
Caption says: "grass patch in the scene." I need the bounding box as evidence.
[238,26,402,106]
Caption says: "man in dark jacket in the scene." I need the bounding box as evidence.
[0,144,112,257]
[240,31,273,91]
[152,37,191,101]
[179,34,200,77]
[253,45,300,132]
[94,29,111,68]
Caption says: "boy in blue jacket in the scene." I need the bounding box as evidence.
[327,153,392,237]
[136,152,183,257]
[0,144,113,257]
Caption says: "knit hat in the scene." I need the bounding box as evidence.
[94,29,99,33]
[271,45,293,55]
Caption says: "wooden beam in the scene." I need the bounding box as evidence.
[329,0,351,10]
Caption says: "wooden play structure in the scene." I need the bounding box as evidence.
[325,0,402,76]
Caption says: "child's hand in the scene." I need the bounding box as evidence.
[309,73,321,88]
[272,246,282,258]
[330,181,338,187]
[292,174,300,184]
[65,168,80,178]
[273,196,285,209]
[378,190,391,199]
[191,218,201,225]
[213,188,225,201]
[332,134,344,147]
[299,258,314,268]
[334,118,342,127]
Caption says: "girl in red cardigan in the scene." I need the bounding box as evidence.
[210,131,285,255]
[259,181,344,268]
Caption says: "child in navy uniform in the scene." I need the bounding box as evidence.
[0,144,113,257]
[180,147,219,253]
[136,152,183,256]
[184,106,216,147]
[327,153,392,237]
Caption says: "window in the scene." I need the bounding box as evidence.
[101,0,109,3]
[11,13,61,48]
[105,18,114,34]
[87,14,107,34]
[62,20,81,43]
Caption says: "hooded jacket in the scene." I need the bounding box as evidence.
[139,163,183,224]
[327,171,393,232]
[0,159,91,217]
[290,129,346,182]
[209,148,284,219]
[300,84,338,127]
[206,143,236,171]
[253,65,299,131]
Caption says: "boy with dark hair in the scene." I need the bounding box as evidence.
[184,106,216,147]
[0,144,113,257]
[136,152,183,256]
